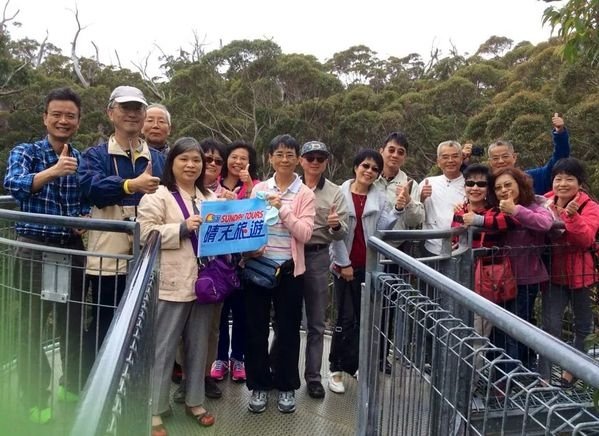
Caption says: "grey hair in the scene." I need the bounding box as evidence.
[488,139,514,157]
[436,140,462,157]
[146,103,172,125]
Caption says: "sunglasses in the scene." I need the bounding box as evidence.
[465,180,488,188]
[205,156,224,166]
[360,162,380,173]
[304,155,327,163]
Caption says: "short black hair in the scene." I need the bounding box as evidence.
[222,140,259,180]
[382,131,408,151]
[44,87,82,117]
[268,134,300,156]
[161,137,209,196]
[352,149,383,176]
[199,138,226,159]
[551,157,587,185]
[463,163,490,181]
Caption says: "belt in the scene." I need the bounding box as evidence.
[304,243,328,253]
[19,233,82,247]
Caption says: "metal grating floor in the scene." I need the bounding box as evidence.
[164,330,358,436]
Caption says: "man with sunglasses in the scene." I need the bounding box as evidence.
[142,103,172,156]
[299,140,349,399]
[79,85,166,360]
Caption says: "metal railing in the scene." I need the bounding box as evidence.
[70,230,160,436]
[358,229,599,435]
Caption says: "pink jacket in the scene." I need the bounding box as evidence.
[545,191,599,289]
[252,177,315,276]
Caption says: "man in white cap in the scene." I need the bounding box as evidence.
[79,85,166,355]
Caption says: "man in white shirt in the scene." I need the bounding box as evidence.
[419,140,465,256]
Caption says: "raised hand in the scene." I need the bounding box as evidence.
[462,143,473,160]
[552,112,565,133]
[395,183,411,209]
[420,179,432,202]
[327,204,340,228]
[239,163,252,186]
[53,144,78,177]
[499,197,517,215]
[130,162,161,194]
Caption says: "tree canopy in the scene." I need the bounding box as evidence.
[0,1,598,193]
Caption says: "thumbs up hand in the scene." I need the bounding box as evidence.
[395,183,411,210]
[53,144,78,177]
[420,178,432,202]
[327,204,340,229]
[129,161,161,194]
[552,112,565,133]
[565,193,581,217]
[499,197,517,215]
[462,203,476,227]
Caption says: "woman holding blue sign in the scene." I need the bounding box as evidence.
[138,137,217,435]
[243,134,315,415]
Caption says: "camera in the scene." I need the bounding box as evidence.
[471,145,484,157]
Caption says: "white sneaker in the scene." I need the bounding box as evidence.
[328,371,345,394]
[353,370,359,381]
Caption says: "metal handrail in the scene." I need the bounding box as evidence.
[367,235,599,388]
[70,230,161,436]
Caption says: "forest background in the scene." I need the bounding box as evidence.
[0,0,597,194]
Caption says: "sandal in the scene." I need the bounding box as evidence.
[185,405,215,427]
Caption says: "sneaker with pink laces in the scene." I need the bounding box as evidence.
[231,359,246,382]
[210,360,229,381]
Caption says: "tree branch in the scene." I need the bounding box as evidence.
[69,5,89,88]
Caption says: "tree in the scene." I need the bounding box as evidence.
[543,0,599,66]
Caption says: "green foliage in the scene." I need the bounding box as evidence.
[543,0,599,67]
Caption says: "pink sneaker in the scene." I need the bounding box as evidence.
[210,360,229,381]
[230,359,246,382]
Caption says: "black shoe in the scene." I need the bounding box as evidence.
[205,377,222,399]
[307,381,325,399]
[379,360,392,374]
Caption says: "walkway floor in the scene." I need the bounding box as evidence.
[165,331,357,436]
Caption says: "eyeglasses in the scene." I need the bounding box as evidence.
[360,162,380,173]
[272,152,297,160]
[490,154,513,163]
[304,155,327,163]
[465,180,488,188]
[205,156,224,166]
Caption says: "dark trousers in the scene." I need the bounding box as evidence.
[329,269,365,373]
[16,236,87,408]
[539,284,593,379]
[85,274,128,357]
[244,270,303,392]
[217,288,246,362]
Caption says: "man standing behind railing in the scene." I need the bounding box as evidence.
[299,141,349,399]
[419,141,465,256]
[3,87,90,424]
[79,86,165,360]
[143,103,172,156]
[487,113,570,195]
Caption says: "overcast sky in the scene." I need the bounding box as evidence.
[8,0,566,76]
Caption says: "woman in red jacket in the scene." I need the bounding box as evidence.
[539,158,599,386]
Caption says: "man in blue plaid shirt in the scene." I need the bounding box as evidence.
[3,87,89,424]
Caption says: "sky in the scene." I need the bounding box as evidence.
[7,0,567,77]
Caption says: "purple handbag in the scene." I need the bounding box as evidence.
[171,191,240,304]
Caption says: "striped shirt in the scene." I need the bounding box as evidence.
[262,173,302,264]
[3,137,88,239]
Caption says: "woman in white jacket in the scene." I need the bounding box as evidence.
[328,149,400,394]
[138,137,217,436]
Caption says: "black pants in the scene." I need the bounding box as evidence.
[329,268,365,373]
[85,274,128,357]
[16,236,87,408]
[244,267,303,392]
